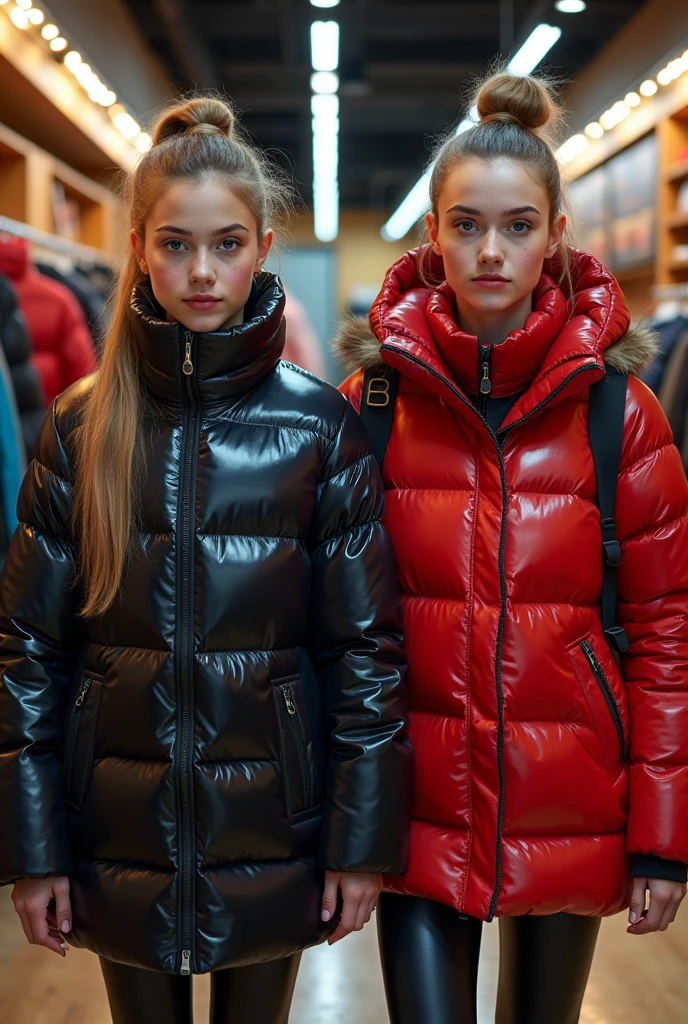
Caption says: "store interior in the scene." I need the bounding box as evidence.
[0,0,688,1021]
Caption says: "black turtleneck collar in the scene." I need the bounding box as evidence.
[129,272,286,413]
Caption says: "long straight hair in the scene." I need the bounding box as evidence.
[73,97,292,618]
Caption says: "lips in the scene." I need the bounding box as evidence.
[472,275,509,289]
[183,296,221,310]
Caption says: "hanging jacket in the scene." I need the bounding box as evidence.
[0,272,46,460]
[0,273,412,974]
[35,263,108,348]
[337,245,688,921]
[0,344,25,563]
[0,236,97,407]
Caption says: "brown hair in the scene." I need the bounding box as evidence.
[73,96,293,618]
[421,71,571,289]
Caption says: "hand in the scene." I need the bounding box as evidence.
[11,876,72,957]
[321,870,382,945]
[627,876,686,935]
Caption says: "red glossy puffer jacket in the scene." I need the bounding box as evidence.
[337,246,688,920]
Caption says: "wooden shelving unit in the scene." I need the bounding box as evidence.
[657,103,688,289]
[0,121,120,263]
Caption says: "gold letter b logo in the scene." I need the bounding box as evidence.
[366,377,390,408]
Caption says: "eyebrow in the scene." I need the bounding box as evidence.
[154,223,249,236]
[446,204,541,217]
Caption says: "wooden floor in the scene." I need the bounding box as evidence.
[0,888,686,1023]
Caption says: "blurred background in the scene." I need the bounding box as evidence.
[0,1,687,1020]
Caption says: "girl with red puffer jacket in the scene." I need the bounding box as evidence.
[338,71,688,1024]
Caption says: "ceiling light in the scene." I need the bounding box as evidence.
[555,0,586,11]
[75,62,94,86]
[657,67,672,86]
[311,71,339,94]
[599,100,630,129]
[113,111,141,140]
[41,22,58,39]
[134,133,152,153]
[310,0,340,6]
[624,91,641,107]
[311,94,339,241]
[556,133,588,165]
[382,23,562,241]
[100,90,117,107]
[9,7,30,28]
[0,1,10,6]
[64,50,81,72]
[640,79,658,96]
[50,36,67,51]
[585,121,604,139]
[15,0,32,9]
[311,20,339,71]
[27,7,43,22]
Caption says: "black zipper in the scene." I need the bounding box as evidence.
[580,640,626,761]
[280,683,312,808]
[478,344,492,418]
[63,677,92,788]
[379,344,600,922]
[176,329,200,976]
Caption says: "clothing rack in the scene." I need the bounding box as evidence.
[0,215,118,271]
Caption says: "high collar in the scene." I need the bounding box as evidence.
[369,245,631,430]
[130,272,286,412]
[428,276,569,398]
[0,235,30,281]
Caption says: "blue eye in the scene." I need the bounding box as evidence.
[165,239,187,251]
[457,220,476,233]
[219,238,238,251]
[511,221,531,233]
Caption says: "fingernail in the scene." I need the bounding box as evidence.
[62,921,71,933]
[629,911,638,924]
[321,910,330,922]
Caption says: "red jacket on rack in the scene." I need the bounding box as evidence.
[337,246,688,920]
[0,236,97,407]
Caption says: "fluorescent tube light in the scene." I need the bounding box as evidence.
[310,0,340,6]
[311,20,339,72]
[311,95,339,241]
[311,71,339,94]
[381,25,562,241]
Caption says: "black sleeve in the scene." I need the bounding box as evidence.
[631,853,688,884]
[308,399,412,875]
[0,402,79,883]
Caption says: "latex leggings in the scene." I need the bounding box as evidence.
[100,952,302,1024]
[377,893,601,1024]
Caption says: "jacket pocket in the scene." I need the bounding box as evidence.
[571,638,627,766]
[63,673,104,805]
[274,675,317,819]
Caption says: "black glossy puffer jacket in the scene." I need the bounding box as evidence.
[0,274,412,974]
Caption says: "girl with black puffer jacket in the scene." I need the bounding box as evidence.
[0,96,412,1024]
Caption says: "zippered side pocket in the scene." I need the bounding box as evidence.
[274,675,316,819]
[63,673,104,805]
[579,639,626,762]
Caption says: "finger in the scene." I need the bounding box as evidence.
[631,893,666,935]
[15,904,35,945]
[628,878,647,927]
[53,878,72,935]
[659,897,681,932]
[328,896,358,945]
[321,875,340,924]
[353,899,369,933]
[30,905,67,957]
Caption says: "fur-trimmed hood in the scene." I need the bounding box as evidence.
[334,246,657,380]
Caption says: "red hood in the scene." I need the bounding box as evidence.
[368,245,631,430]
[0,234,30,281]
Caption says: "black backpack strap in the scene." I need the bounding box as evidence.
[359,366,400,470]
[588,368,630,660]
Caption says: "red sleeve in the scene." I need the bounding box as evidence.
[615,376,688,864]
[58,291,97,392]
[338,368,365,413]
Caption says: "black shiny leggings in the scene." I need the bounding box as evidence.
[377,893,602,1024]
[100,952,302,1024]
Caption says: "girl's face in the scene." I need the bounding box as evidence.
[426,157,565,323]
[131,176,273,333]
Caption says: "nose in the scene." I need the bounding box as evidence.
[189,247,216,285]
[478,227,504,266]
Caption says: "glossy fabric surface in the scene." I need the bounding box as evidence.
[0,273,412,973]
[341,247,688,920]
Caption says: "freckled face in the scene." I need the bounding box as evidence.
[131,176,272,332]
[426,158,565,317]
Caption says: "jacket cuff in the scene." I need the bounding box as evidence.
[631,853,688,883]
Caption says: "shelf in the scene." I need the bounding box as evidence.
[666,160,688,183]
[669,210,688,229]
[613,262,655,281]
[670,260,688,272]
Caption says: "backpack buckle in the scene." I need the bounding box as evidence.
[605,626,630,654]
[601,518,622,566]
[366,377,391,408]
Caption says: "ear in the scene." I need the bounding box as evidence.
[425,212,442,256]
[130,229,148,274]
[254,229,274,275]
[545,212,566,260]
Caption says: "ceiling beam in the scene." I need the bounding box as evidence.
[149,0,218,88]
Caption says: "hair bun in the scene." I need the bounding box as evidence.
[476,72,555,133]
[151,98,234,147]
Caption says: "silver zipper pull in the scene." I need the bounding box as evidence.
[180,949,191,975]
[283,690,297,715]
[75,678,92,708]
[182,334,194,376]
[480,361,492,395]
